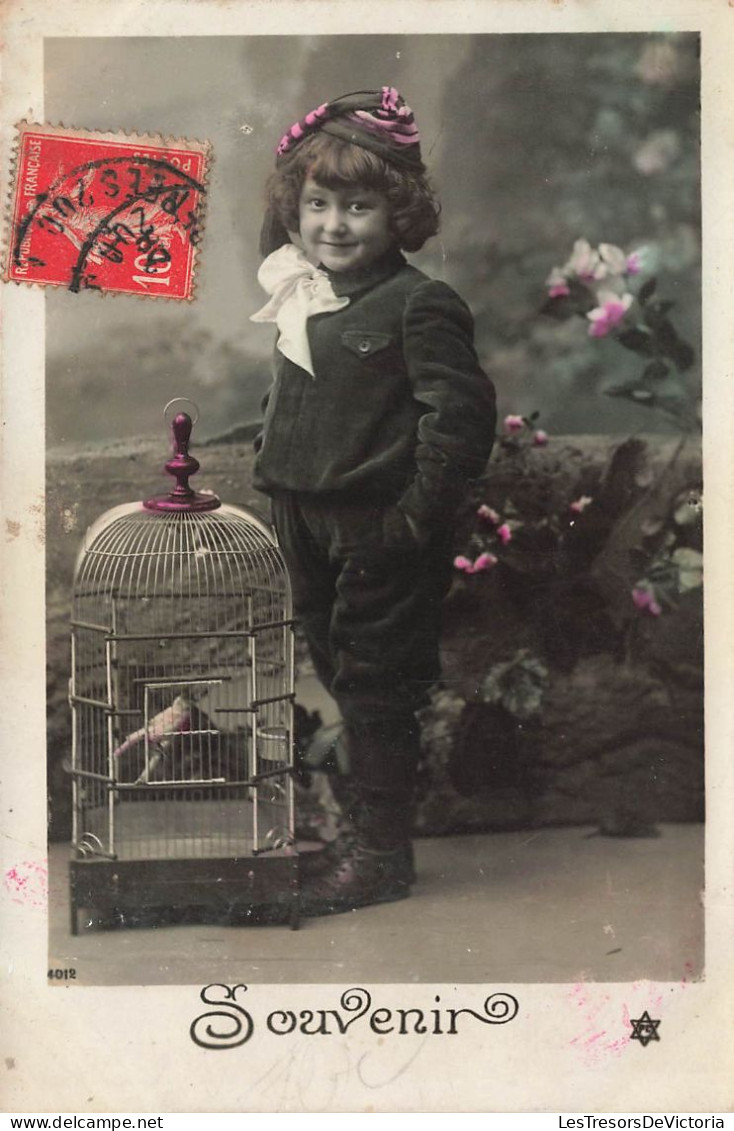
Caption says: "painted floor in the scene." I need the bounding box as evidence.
[47,822,703,987]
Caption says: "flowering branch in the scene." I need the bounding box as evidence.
[542,239,697,428]
[499,412,548,452]
[453,415,599,582]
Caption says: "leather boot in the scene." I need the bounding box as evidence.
[294,721,350,851]
[298,776,416,884]
[298,787,415,917]
[297,773,359,879]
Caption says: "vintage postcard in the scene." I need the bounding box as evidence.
[1,0,732,1115]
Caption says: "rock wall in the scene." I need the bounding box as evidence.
[417,431,703,835]
[46,432,703,841]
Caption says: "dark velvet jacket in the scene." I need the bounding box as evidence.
[253,249,497,534]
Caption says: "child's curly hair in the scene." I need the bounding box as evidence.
[260,132,441,257]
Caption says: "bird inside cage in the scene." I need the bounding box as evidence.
[67,402,298,931]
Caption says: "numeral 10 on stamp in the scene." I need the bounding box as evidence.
[4,124,210,300]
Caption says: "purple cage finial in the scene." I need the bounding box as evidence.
[143,409,221,513]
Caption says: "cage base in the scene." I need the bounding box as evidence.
[69,853,299,934]
[75,796,291,861]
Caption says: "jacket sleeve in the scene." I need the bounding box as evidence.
[253,389,270,454]
[398,279,497,531]
[252,349,278,455]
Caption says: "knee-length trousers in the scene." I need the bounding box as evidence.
[271,492,455,796]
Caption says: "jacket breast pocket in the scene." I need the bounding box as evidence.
[340,330,394,359]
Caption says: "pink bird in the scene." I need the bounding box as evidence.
[113,694,192,759]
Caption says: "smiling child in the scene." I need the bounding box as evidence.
[251,87,497,917]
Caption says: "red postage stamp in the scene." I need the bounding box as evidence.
[3,123,210,300]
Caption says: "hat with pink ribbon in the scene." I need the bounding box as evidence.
[276,86,424,171]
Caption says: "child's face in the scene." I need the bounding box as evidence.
[298,178,395,272]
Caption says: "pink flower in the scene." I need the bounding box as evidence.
[626,251,642,275]
[570,495,594,514]
[477,504,501,525]
[634,129,681,176]
[635,41,681,88]
[632,587,662,616]
[504,414,525,434]
[533,430,549,446]
[545,267,570,297]
[586,291,634,338]
[454,552,498,574]
[473,552,498,572]
[625,246,654,276]
[497,523,512,546]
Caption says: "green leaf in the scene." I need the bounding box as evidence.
[671,547,703,591]
[540,279,596,320]
[643,300,675,328]
[656,319,696,371]
[603,385,690,416]
[630,547,649,574]
[673,494,703,526]
[638,277,657,304]
[604,382,657,403]
[481,649,549,720]
[616,326,656,356]
[642,359,670,381]
[646,559,680,586]
[604,382,643,398]
[567,277,597,307]
[670,340,695,372]
[540,295,576,321]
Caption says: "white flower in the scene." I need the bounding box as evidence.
[598,244,628,276]
[570,495,594,514]
[633,129,681,176]
[564,239,607,282]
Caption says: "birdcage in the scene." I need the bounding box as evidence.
[67,402,298,932]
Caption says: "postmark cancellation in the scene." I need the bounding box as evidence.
[2,123,211,300]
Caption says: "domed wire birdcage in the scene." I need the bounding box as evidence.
[67,401,298,931]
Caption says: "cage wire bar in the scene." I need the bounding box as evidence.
[67,405,298,931]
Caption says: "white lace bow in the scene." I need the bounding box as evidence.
[250,244,350,377]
